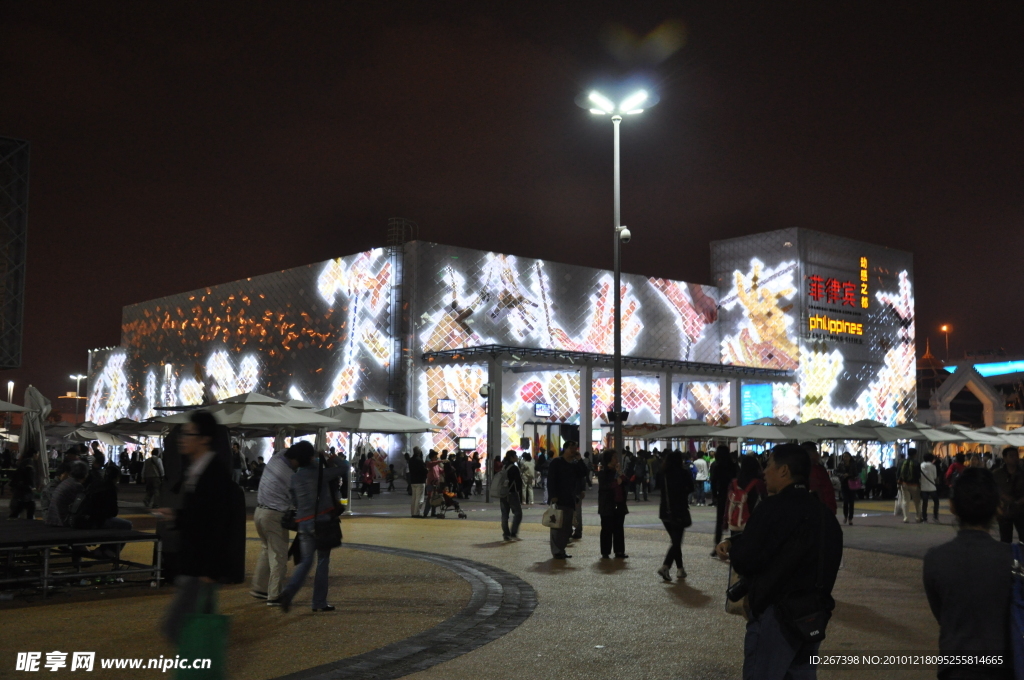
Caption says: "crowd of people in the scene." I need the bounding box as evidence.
[7,424,1024,679]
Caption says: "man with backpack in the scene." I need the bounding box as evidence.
[898,450,923,524]
[709,445,738,557]
[716,444,844,679]
[802,441,837,516]
[497,450,523,541]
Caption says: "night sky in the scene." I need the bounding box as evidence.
[1,2,1022,414]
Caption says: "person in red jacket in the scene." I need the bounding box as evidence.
[802,441,837,515]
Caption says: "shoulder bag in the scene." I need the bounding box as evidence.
[312,457,343,551]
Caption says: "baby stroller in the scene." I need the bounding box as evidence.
[430,487,467,519]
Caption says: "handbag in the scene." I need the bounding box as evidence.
[176,585,228,680]
[280,509,298,532]
[312,457,342,551]
[894,486,904,516]
[725,564,750,619]
[541,504,564,529]
[1010,544,1024,678]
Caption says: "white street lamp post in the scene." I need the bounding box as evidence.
[583,88,655,455]
[70,374,87,424]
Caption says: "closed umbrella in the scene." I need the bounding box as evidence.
[20,386,52,487]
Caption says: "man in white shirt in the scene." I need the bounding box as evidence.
[919,452,940,523]
[694,455,710,506]
[251,448,300,605]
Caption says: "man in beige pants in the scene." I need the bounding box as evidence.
[251,447,299,605]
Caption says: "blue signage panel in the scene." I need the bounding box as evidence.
[741,384,774,425]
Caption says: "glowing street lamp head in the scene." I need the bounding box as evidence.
[618,90,648,113]
[588,91,616,114]
[578,87,659,117]
[941,325,949,332]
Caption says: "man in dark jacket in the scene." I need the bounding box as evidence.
[405,448,428,517]
[547,442,581,559]
[716,444,844,679]
[924,467,1013,678]
[993,446,1024,543]
[499,450,523,540]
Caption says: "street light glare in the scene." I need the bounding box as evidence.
[588,91,615,114]
[589,108,608,115]
[625,109,644,115]
[618,90,648,112]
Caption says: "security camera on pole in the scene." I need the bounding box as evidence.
[577,87,658,454]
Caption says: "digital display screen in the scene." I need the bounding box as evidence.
[436,399,455,414]
[741,384,774,425]
[533,403,552,418]
[713,228,915,426]
[457,437,477,451]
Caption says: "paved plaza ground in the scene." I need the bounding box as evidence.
[1,484,970,679]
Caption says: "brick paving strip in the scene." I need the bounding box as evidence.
[269,543,538,680]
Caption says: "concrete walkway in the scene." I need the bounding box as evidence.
[1,486,952,679]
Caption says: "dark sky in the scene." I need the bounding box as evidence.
[1,1,1022,413]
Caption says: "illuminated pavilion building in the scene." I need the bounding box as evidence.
[86,228,916,461]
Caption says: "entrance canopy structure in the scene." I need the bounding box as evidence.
[425,344,793,458]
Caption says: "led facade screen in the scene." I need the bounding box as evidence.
[712,228,915,425]
[88,232,914,461]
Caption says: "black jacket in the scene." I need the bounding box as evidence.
[709,459,737,498]
[175,456,246,584]
[505,463,523,496]
[659,466,694,523]
[729,483,843,618]
[547,456,578,509]
[924,531,1013,679]
[406,455,427,484]
[597,468,629,516]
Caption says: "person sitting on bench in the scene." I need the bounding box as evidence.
[46,461,89,527]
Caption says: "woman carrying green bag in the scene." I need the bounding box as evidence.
[156,410,246,680]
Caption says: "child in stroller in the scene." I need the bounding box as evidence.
[430,486,468,519]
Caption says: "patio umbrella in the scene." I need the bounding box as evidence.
[896,421,967,443]
[643,422,725,439]
[317,399,437,434]
[69,429,137,447]
[95,417,167,437]
[0,399,28,413]
[20,386,51,487]
[716,422,814,441]
[938,424,1008,445]
[847,419,918,442]
[154,392,342,429]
